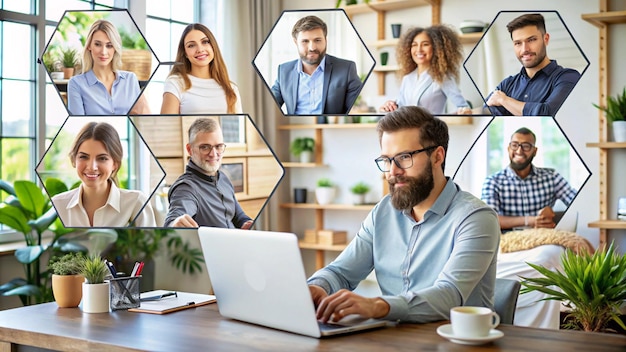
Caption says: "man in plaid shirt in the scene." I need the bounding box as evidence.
[481,126,577,231]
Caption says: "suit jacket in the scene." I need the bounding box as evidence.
[270,55,362,115]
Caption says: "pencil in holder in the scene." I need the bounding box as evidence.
[109,276,141,310]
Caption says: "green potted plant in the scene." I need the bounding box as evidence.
[520,241,626,332]
[80,254,110,313]
[118,27,152,81]
[593,87,626,142]
[49,252,85,308]
[315,178,335,205]
[60,47,77,79]
[289,137,315,163]
[350,182,370,205]
[0,178,76,306]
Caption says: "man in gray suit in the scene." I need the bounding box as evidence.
[271,15,362,115]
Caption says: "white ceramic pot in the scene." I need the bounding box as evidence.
[82,282,110,313]
[352,194,366,205]
[50,71,64,81]
[612,121,626,142]
[315,187,336,205]
[299,151,313,163]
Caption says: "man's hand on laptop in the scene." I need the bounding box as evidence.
[313,288,390,323]
[170,214,199,228]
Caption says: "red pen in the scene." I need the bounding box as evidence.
[135,261,145,276]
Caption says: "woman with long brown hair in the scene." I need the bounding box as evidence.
[160,23,242,114]
[380,25,471,115]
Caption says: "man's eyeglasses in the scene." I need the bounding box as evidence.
[196,143,226,154]
[374,145,438,172]
[509,142,534,152]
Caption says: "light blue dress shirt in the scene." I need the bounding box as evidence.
[294,56,325,115]
[397,69,469,115]
[307,178,500,323]
[67,70,140,115]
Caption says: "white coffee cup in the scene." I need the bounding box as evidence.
[450,306,500,338]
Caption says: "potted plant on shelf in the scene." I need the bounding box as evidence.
[593,87,626,142]
[49,252,86,308]
[520,241,626,332]
[60,47,77,79]
[315,178,336,205]
[350,182,370,205]
[290,137,315,163]
[80,254,110,313]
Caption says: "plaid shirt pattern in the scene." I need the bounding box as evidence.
[481,165,577,216]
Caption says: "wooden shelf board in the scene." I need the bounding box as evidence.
[586,142,626,148]
[369,0,432,12]
[369,38,399,48]
[588,220,626,230]
[342,3,373,16]
[459,32,484,44]
[278,123,377,130]
[282,162,326,168]
[280,203,374,211]
[582,11,626,28]
[373,65,399,72]
[299,242,348,251]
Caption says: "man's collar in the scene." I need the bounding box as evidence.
[187,160,219,183]
[521,59,557,78]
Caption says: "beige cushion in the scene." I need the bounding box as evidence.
[499,228,594,255]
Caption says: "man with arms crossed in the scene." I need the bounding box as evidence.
[481,127,577,231]
[271,15,362,115]
[308,106,500,323]
[485,13,580,116]
[165,118,253,229]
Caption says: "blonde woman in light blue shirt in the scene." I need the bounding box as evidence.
[67,20,143,115]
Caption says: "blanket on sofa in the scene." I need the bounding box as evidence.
[499,228,595,254]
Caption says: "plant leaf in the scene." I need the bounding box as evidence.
[0,203,31,235]
[15,245,46,265]
[14,180,46,218]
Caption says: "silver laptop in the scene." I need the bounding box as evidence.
[198,227,388,338]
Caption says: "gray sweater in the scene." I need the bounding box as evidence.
[164,161,251,228]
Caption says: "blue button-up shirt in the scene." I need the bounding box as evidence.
[67,70,140,115]
[307,179,500,323]
[294,56,325,115]
[486,60,580,116]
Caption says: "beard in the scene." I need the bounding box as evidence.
[509,154,534,171]
[299,47,326,66]
[388,162,434,212]
[518,42,547,69]
[192,155,220,175]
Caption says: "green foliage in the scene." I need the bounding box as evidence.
[0,178,77,305]
[593,87,626,123]
[289,137,315,157]
[520,242,626,332]
[60,47,77,68]
[49,252,85,275]
[81,255,108,284]
[56,12,106,46]
[350,182,370,195]
[317,178,333,188]
[119,27,148,50]
[42,51,59,72]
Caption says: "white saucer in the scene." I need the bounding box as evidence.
[436,324,503,345]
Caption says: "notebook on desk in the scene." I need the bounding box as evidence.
[197,227,388,338]
[128,290,216,315]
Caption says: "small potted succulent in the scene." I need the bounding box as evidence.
[350,182,370,205]
[80,254,110,313]
[289,137,315,163]
[49,252,86,308]
[315,178,336,205]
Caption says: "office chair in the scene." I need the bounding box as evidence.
[494,278,521,325]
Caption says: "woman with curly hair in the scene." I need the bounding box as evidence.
[161,23,242,114]
[380,25,471,115]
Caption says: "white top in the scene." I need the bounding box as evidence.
[164,75,243,114]
[51,182,156,228]
[396,69,468,115]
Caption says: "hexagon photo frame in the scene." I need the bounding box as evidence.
[253,9,375,116]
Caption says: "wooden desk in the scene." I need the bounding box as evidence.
[0,302,624,351]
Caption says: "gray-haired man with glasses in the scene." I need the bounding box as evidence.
[164,118,253,229]
[307,106,500,324]
[481,126,577,231]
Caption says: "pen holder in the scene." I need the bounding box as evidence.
[109,276,141,310]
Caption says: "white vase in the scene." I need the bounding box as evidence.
[612,121,626,142]
[299,151,313,163]
[82,282,110,313]
[352,193,366,205]
[315,187,336,205]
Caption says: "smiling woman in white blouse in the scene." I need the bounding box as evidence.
[51,122,156,228]
[160,23,242,114]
